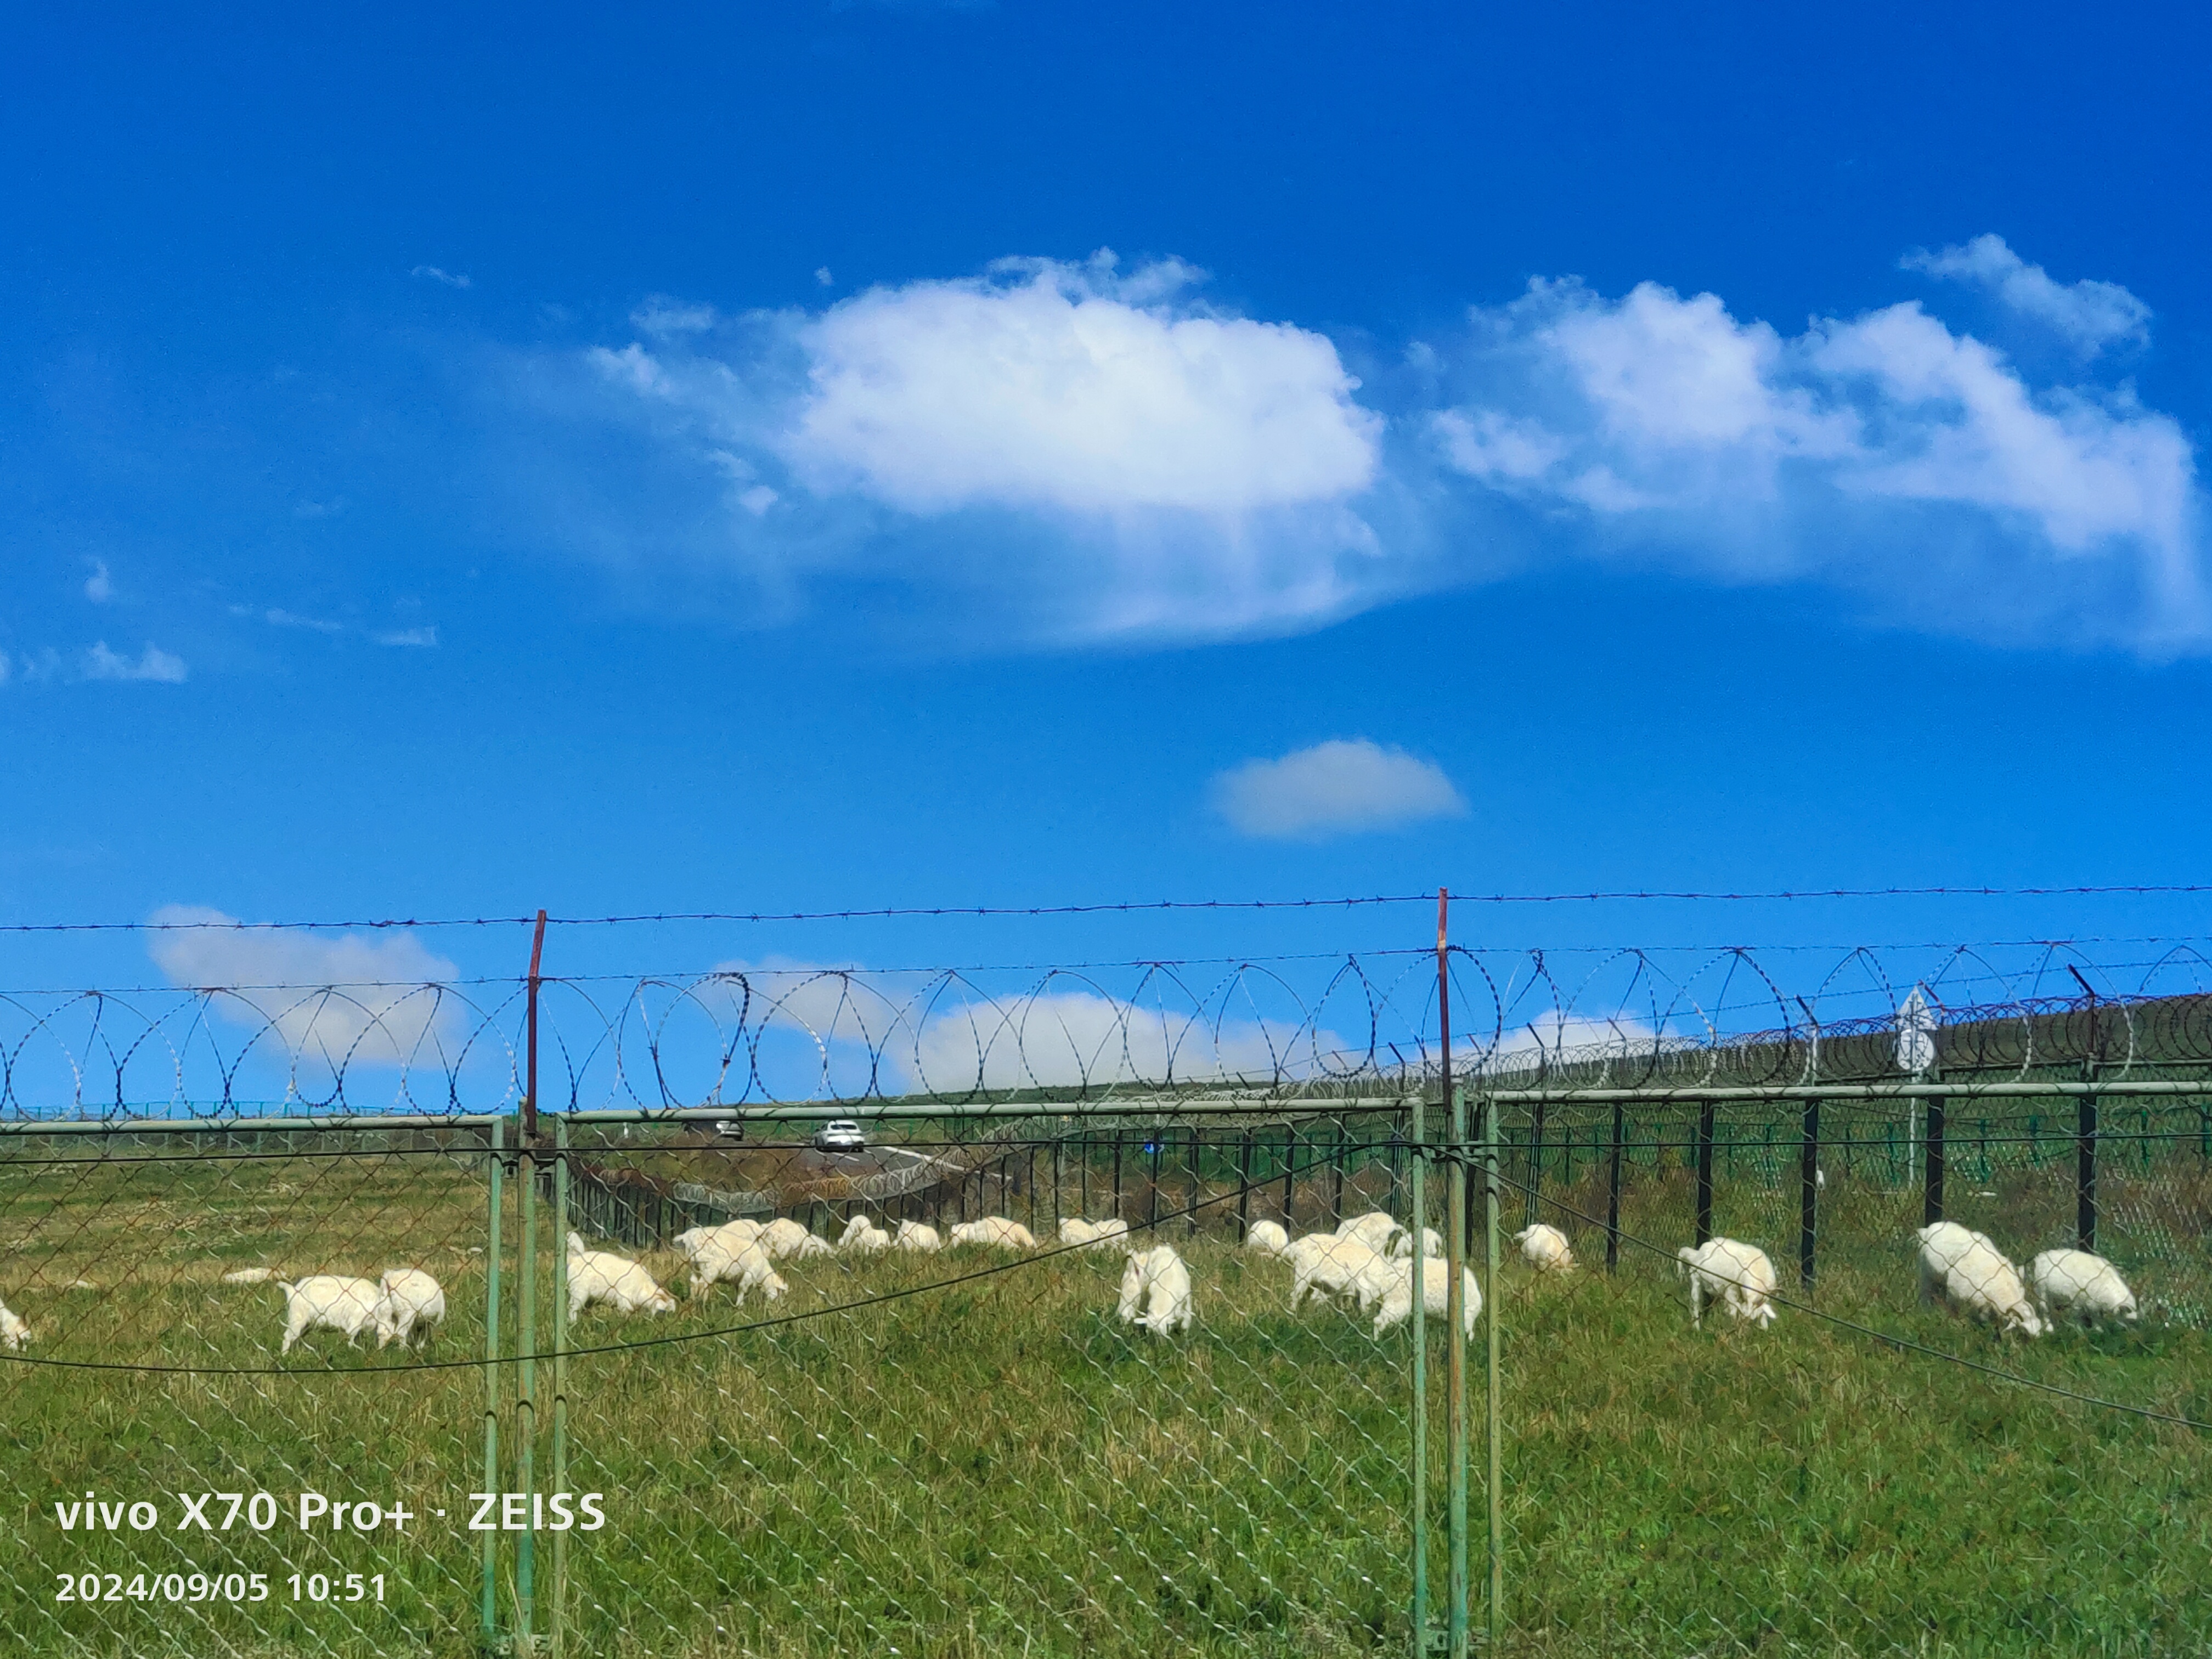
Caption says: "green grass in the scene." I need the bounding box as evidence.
[1,1142,2208,1657]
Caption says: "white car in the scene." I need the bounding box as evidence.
[812,1120,866,1154]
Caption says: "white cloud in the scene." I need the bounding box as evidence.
[147,906,462,1070]
[631,296,718,336]
[1902,234,2149,354]
[411,264,471,289]
[1211,739,1466,840]
[785,256,1380,514]
[575,253,1392,645]
[1812,304,2193,583]
[1431,270,2206,645]
[84,559,113,603]
[266,608,343,634]
[556,239,2210,655]
[81,642,187,682]
[906,989,1334,1092]
[1477,1013,1664,1075]
[373,627,439,647]
[699,962,1344,1095]
[814,267,834,287]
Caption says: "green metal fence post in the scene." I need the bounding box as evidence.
[551,1116,569,1659]
[481,1118,505,1644]
[518,909,545,1644]
[1410,1093,1428,1658]
[1485,1090,1504,1650]
[517,1131,538,1640]
[1446,1086,1469,1659]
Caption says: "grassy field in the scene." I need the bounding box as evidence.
[1,1136,2208,1658]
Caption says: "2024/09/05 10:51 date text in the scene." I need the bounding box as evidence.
[56,1570,385,1604]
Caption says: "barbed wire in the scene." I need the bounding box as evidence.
[2,941,2209,1120]
[3,882,2211,934]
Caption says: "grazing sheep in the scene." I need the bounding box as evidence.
[1943,1243,2045,1338]
[1914,1225,2042,1337]
[1244,1219,1291,1257]
[1115,1244,1196,1336]
[947,1216,1037,1250]
[1675,1238,1779,1329]
[1914,1221,1983,1303]
[1388,1227,1444,1260]
[1335,1210,1404,1254]
[1287,1233,1383,1312]
[1513,1224,1576,1273]
[689,1231,789,1304]
[278,1276,381,1353]
[565,1235,678,1319]
[2029,1249,2138,1328]
[1058,1217,1132,1251]
[674,1220,764,1269]
[786,1233,834,1261]
[894,1221,943,1253]
[0,1298,30,1350]
[1366,1259,1482,1338]
[837,1216,892,1253]
[758,1218,827,1260]
[371,1268,447,1350]
[221,1267,279,1286]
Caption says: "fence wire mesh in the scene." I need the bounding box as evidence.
[0,1127,498,1655]
[0,928,2206,1656]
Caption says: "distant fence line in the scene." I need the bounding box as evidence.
[3,940,2209,1121]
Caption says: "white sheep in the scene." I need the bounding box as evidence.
[672,1221,761,1256]
[1915,1224,2042,1337]
[1943,1242,2045,1338]
[1676,1238,1779,1329]
[695,1238,800,1318]
[565,1235,678,1319]
[221,1267,279,1286]
[0,1297,30,1350]
[1387,1227,1444,1260]
[1513,1223,1576,1273]
[1335,1210,1404,1254]
[1116,1244,1195,1336]
[947,1216,1037,1250]
[894,1221,943,1253]
[674,1220,763,1268]
[1244,1219,1291,1257]
[1058,1217,1132,1251]
[371,1268,447,1350]
[1365,1259,1481,1338]
[758,1218,827,1260]
[2028,1249,2138,1328]
[1914,1221,1982,1303]
[837,1216,892,1252]
[277,1276,381,1353]
[1287,1233,1383,1312]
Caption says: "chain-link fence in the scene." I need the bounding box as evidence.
[1,925,2208,1656]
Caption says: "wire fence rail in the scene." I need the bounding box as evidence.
[0,922,2207,1656]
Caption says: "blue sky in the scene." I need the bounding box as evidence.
[4,1,2210,994]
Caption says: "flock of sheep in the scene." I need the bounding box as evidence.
[0,1207,2141,1361]
[1911,1222,2139,1337]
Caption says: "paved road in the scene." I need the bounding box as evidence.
[788,1144,953,1180]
